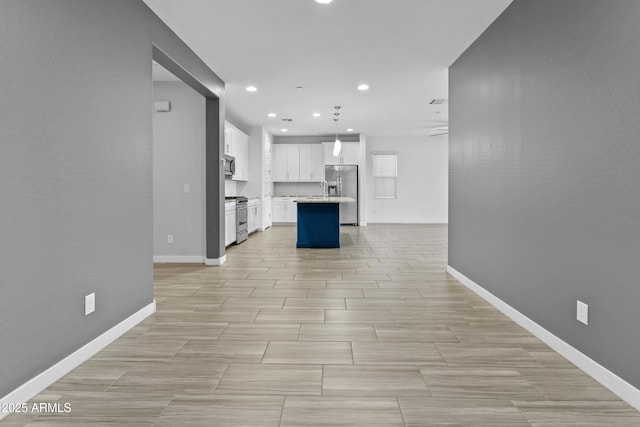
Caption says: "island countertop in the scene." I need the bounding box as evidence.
[294,196,355,203]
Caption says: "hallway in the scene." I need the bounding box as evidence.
[3,225,639,426]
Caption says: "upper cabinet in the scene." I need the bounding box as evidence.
[272,144,290,181]
[272,144,325,182]
[300,144,325,181]
[224,126,234,157]
[224,121,248,181]
[234,131,249,181]
[324,142,359,165]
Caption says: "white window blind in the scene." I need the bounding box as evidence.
[373,153,397,199]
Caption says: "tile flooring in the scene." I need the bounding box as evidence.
[3,224,640,426]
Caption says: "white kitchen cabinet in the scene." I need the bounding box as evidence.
[233,131,249,181]
[324,142,359,165]
[248,199,260,233]
[225,202,236,246]
[273,144,324,182]
[341,142,360,165]
[287,201,297,222]
[299,145,311,180]
[224,121,249,181]
[272,144,288,181]
[299,144,325,181]
[272,200,286,223]
[272,144,299,181]
[224,126,234,156]
[272,197,297,223]
[286,145,300,180]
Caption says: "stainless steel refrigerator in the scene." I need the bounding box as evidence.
[325,165,358,225]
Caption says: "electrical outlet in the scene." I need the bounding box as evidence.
[577,300,588,325]
[184,184,190,194]
[85,293,95,316]
[167,234,174,244]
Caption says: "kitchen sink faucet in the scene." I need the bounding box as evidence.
[320,180,328,197]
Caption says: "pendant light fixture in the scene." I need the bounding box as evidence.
[332,106,342,157]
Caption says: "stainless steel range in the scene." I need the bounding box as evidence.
[235,196,248,244]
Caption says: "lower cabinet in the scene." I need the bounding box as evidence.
[272,198,297,223]
[248,199,260,233]
[225,202,236,246]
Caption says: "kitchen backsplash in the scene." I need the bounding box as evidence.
[274,182,323,197]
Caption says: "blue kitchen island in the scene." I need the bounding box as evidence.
[294,197,355,248]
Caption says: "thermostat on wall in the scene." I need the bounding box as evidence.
[154,100,171,112]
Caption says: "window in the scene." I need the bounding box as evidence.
[373,152,397,199]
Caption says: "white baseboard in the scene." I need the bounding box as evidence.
[205,255,226,266]
[0,301,156,421]
[446,265,640,412]
[153,256,204,264]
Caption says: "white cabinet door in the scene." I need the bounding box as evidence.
[233,132,249,181]
[247,204,254,233]
[286,201,297,223]
[286,145,300,180]
[297,145,324,181]
[225,206,236,246]
[272,200,287,223]
[341,143,359,165]
[299,145,312,180]
[272,199,296,223]
[225,122,238,158]
[272,145,288,181]
[324,142,359,165]
[324,142,341,165]
[309,144,325,181]
[248,200,259,233]
[273,144,301,181]
[224,126,233,156]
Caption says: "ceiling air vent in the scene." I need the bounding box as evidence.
[282,118,293,122]
[429,98,447,105]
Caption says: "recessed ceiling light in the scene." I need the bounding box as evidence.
[313,113,321,117]
[268,113,277,118]
[246,85,258,92]
[357,84,369,91]
[281,129,288,132]
[315,0,333,4]
[347,128,354,132]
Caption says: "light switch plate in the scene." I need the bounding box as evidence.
[167,234,174,244]
[85,293,95,316]
[577,300,588,325]
[184,184,190,194]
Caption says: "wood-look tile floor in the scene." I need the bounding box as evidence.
[4,224,640,426]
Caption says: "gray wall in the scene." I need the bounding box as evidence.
[449,0,640,388]
[153,82,206,259]
[0,0,224,397]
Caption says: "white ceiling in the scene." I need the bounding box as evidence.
[145,0,512,136]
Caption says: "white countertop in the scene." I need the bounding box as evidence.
[294,196,355,203]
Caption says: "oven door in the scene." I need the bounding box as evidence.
[237,205,248,228]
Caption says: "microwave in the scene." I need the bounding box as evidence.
[223,155,235,177]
